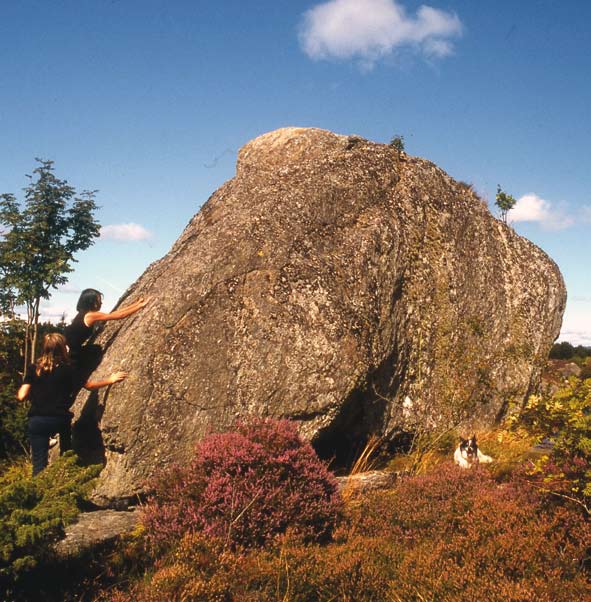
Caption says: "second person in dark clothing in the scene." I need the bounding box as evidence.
[17,333,128,476]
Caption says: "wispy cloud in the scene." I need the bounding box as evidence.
[509,193,574,230]
[559,304,591,346]
[38,302,71,323]
[56,283,81,295]
[100,223,153,242]
[559,329,591,346]
[299,0,463,68]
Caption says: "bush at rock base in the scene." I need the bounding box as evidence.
[107,463,590,602]
[0,452,100,596]
[141,418,342,551]
[509,376,591,512]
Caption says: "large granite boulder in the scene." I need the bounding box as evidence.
[71,127,565,506]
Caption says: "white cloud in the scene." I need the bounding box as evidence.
[558,303,591,346]
[558,329,591,347]
[56,283,81,295]
[299,0,463,67]
[100,223,153,242]
[509,193,574,231]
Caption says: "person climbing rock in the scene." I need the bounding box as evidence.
[65,288,149,373]
[17,333,128,475]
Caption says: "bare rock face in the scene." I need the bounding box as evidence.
[71,128,565,506]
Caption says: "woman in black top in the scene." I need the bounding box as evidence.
[65,288,149,362]
[17,333,127,476]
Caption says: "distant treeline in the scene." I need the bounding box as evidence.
[549,341,591,360]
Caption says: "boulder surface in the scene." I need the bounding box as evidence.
[71,127,565,506]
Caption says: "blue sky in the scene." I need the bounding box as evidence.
[1,0,590,343]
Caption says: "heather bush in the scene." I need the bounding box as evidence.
[108,462,590,602]
[142,418,342,550]
[0,452,100,595]
[380,464,590,601]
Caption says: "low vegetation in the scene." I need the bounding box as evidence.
[0,453,100,598]
[142,418,342,551]
[1,350,589,601]
[105,463,589,602]
[100,376,590,602]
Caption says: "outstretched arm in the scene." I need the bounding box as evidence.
[84,297,149,327]
[84,371,128,390]
[17,384,30,401]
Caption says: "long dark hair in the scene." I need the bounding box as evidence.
[76,288,103,312]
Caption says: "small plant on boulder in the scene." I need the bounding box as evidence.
[389,134,405,152]
[495,185,516,224]
[142,418,342,550]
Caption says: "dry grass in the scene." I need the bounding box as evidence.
[341,435,383,501]
[387,427,457,477]
[385,426,540,480]
[474,428,540,479]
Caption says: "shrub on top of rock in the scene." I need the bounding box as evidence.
[142,418,342,550]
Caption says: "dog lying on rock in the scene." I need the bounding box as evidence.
[454,434,493,468]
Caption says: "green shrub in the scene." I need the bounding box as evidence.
[0,452,100,588]
[0,398,28,459]
[389,135,405,152]
[579,361,591,380]
[509,377,591,512]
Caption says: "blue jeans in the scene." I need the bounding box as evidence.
[28,416,72,476]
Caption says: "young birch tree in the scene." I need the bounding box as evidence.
[495,185,516,224]
[0,159,100,375]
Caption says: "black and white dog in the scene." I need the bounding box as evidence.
[454,434,493,468]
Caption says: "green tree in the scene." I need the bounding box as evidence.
[0,319,28,458]
[549,341,575,360]
[495,185,516,224]
[0,159,100,374]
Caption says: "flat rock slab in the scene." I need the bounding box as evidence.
[337,470,399,493]
[55,509,140,556]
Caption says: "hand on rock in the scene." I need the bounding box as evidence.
[109,371,128,385]
[136,296,151,309]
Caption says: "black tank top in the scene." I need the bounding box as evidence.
[64,312,93,355]
[24,363,81,417]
